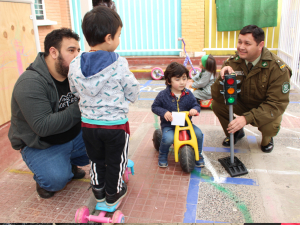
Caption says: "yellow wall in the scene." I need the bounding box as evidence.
[204,0,282,55]
[181,0,205,53]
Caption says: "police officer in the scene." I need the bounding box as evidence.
[211,25,292,153]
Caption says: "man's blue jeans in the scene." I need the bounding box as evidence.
[21,130,89,192]
[158,125,203,164]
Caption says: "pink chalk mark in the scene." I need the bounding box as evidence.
[14,40,24,76]
[266,196,280,222]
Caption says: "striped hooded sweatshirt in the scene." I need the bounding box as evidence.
[68,51,140,125]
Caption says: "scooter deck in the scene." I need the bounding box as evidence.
[95,200,122,213]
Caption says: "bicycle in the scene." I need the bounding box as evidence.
[151,38,201,80]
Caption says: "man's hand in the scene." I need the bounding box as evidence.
[164,111,173,122]
[189,109,198,116]
[220,66,235,80]
[227,116,246,133]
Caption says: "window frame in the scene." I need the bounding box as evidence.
[34,0,46,20]
[33,0,57,26]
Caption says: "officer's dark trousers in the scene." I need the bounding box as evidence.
[212,99,282,146]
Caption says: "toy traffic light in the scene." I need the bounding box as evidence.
[220,73,240,105]
[218,73,247,177]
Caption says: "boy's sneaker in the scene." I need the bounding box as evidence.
[106,183,127,206]
[195,154,205,167]
[158,161,168,168]
[92,185,106,202]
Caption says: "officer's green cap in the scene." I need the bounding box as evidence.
[201,55,209,68]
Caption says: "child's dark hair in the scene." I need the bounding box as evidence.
[82,6,122,47]
[204,54,217,78]
[92,0,117,11]
[44,28,79,57]
[164,62,189,85]
[93,0,111,7]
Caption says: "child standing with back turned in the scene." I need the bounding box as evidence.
[191,54,217,102]
[68,6,139,206]
[151,62,205,168]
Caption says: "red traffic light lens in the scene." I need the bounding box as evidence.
[227,78,234,85]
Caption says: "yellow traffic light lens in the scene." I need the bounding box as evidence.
[227,88,235,94]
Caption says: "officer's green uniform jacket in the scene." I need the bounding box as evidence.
[211,47,292,127]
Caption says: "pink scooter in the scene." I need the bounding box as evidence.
[75,201,125,223]
[75,159,134,223]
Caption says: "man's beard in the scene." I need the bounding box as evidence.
[55,53,69,78]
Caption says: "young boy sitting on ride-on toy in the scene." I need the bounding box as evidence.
[191,54,217,104]
[68,6,139,206]
[151,62,205,168]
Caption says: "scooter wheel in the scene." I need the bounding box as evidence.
[75,206,89,223]
[153,129,162,151]
[123,168,129,183]
[112,210,125,223]
[179,145,195,173]
[151,67,164,80]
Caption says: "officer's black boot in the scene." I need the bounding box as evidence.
[222,128,245,147]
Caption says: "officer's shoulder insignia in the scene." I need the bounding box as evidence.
[282,81,290,94]
[235,56,240,60]
[276,59,287,71]
[262,62,268,67]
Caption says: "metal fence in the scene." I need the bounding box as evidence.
[277,0,300,88]
[203,0,281,55]
[69,0,182,56]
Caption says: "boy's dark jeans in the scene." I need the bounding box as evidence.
[158,125,203,164]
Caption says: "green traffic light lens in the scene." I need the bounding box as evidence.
[228,97,235,103]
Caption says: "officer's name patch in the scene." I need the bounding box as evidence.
[282,82,290,94]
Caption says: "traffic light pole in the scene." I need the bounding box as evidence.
[229,105,234,164]
[218,73,248,177]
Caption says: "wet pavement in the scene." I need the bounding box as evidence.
[0,79,300,223]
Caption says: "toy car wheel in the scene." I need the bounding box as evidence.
[123,168,129,183]
[179,145,196,173]
[189,67,201,78]
[112,210,125,223]
[75,206,89,223]
[151,67,164,80]
[153,129,162,151]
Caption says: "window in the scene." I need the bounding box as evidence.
[34,0,45,20]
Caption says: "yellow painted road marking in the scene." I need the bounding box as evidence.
[9,169,90,182]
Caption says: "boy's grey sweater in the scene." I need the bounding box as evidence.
[68,53,140,123]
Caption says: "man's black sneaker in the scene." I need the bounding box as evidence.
[36,182,55,199]
[72,165,86,179]
[222,128,245,147]
[261,137,274,153]
[105,183,127,206]
[92,185,106,202]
